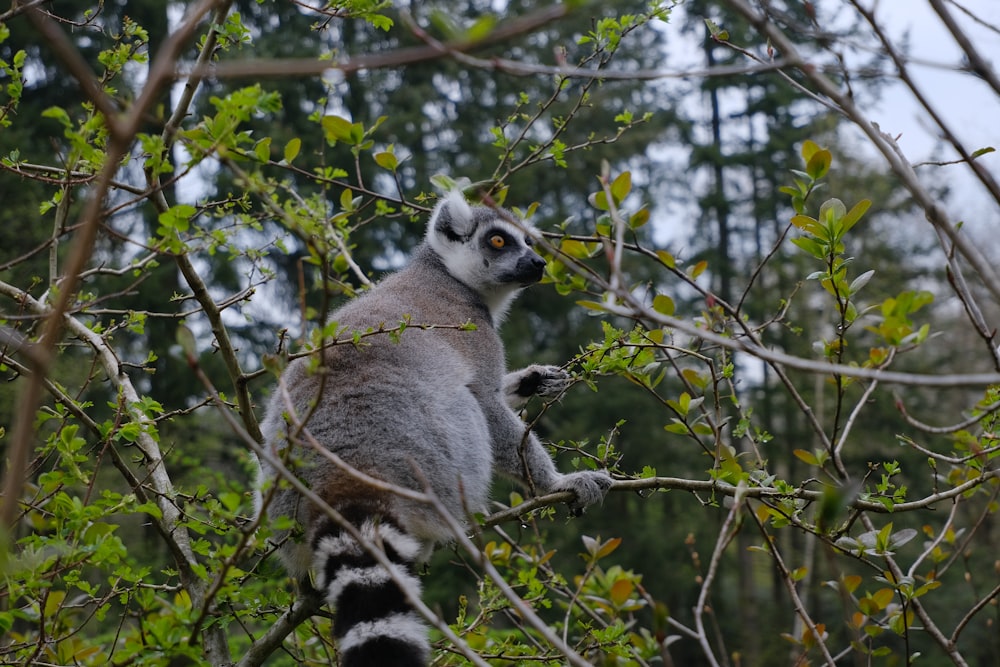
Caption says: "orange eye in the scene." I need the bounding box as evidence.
[489,234,506,249]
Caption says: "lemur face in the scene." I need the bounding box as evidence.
[426,192,546,321]
[478,225,547,286]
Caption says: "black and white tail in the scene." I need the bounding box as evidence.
[311,506,429,667]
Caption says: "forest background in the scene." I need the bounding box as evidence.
[1,0,999,665]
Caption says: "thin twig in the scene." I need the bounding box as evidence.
[896,394,1000,435]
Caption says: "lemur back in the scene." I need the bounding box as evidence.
[256,192,611,666]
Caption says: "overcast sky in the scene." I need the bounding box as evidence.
[867,0,999,219]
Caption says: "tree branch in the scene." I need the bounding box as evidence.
[722,0,1000,310]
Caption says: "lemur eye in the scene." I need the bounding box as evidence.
[489,234,506,249]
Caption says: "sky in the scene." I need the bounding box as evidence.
[863,0,1000,221]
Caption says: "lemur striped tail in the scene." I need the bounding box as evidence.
[311,506,429,667]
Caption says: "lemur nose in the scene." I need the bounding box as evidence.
[515,251,547,285]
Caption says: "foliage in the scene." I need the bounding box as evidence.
[1,1,999,666]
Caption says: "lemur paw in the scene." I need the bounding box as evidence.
[504,365,571,409]
[552,470,613,516]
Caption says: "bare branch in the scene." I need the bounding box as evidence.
[929,0,1000,98]
[950,581,1000,646]
[896,394,1000,435]
[4,0,226,532]
[722,0,1000,310]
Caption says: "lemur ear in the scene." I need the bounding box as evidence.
[428,190,476,243]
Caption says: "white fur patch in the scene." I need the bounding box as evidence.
[322,561,422,606]
[314,518,423,563]
[338,611,430,654]
[427,190,475,242]
[376,523,423,561]
[315,531,363,560]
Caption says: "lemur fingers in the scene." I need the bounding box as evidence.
[551,470,613,516]
[504,364,571,409]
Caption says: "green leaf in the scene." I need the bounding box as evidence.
[158,204,196,233]
[682,368,708,389]
[842,574,862,594]
[261,352,288,376]
[610,171,632,204]
[219,491,242,513]
[560,239,596,259]
[664,421,690,435]
[805,147,832,180]
[430,173,460,192]
[176,325,197,362]
[703,18,729,41]
[840,199,872,234]
[872,587,894,609]
[791,236,825,259]
[819,198,847,223]
[793,449,819,466]
[374,150,398,171]
[629,207,649,228]
[466,14,497,41]
[577,300,611,313]
[790,214,819,234]
[652,294,675,316]
[428,8,462,39]
[849,269,875,296]
[41,106,72,128]
[801,139,821,162]
[595,537,622,559]
[669,392,693,417]
[340,188,356,211]
[253,137,271,163]
[692,423,713,436]
[321,114,355,144]
[283,137,301,163]
[589,190,609,211]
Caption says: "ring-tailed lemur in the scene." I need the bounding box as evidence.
[256,191,612,666]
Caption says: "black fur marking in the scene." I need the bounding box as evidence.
[441,223,469,243]
[322,541,416,587]
[515,370,543,398]
[341,636,426,667]
[333,580,413,637]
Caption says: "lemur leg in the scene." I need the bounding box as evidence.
[503,364,571,409]
[501,428,612,514]
[486,395,612,514]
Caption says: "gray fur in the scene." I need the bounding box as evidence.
[255,193,611,659]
